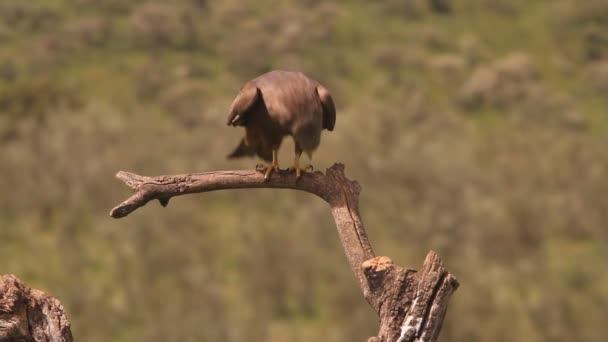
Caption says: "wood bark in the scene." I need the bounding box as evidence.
[0,274,73,342]
[110,163,459,341]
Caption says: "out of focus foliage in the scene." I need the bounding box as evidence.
[1,1,607,341]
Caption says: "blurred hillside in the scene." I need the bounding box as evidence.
[1,0,607,341]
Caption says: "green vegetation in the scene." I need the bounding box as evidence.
[1,0,607,341]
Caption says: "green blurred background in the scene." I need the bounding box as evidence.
[1,0,608,341]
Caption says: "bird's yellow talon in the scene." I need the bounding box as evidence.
[256,164,267,172]
[261,149,280,180]
[290,165,312,179]
[264,164,279,179]
[289,149,314,179]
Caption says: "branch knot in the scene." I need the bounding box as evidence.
[363,256,394,292]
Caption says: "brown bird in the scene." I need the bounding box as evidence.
[227,70,336,179]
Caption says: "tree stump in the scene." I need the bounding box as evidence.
[0,274,73,342]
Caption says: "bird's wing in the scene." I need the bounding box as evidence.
[227,137,255,159]
[317,85,336,131]
[227,84,260,126]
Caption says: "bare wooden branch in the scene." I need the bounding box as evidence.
[110,163,459,341]
[0,274,73,342]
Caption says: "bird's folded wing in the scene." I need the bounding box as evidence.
[317,85,336,131]
[227,84,260,126]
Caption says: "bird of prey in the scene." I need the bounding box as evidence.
[226,70,336,179]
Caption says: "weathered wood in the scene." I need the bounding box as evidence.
[0,274,73,342]
[363,252,459,341]
[111,163,459,341]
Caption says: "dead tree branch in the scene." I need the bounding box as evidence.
[110,163,459,341]
[0,274,73,342]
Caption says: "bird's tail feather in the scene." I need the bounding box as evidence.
[227,138,255,159]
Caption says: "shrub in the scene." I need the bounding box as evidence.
[588,60,608,94]
[0,79,81,120]
[159,81,208,129]
[68,0,137,14]
[427,54,467,79]
[63,17,111,48]
[0,2,60,32]
[460,52,538,108]
[552,0,608,61]
[128,3,197,48]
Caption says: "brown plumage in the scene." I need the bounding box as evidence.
[227,70,336,178]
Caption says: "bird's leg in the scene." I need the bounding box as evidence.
[263,149,279,180]
[293,149,303,178]
[304,151,314,172]
[289,146,314,178]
